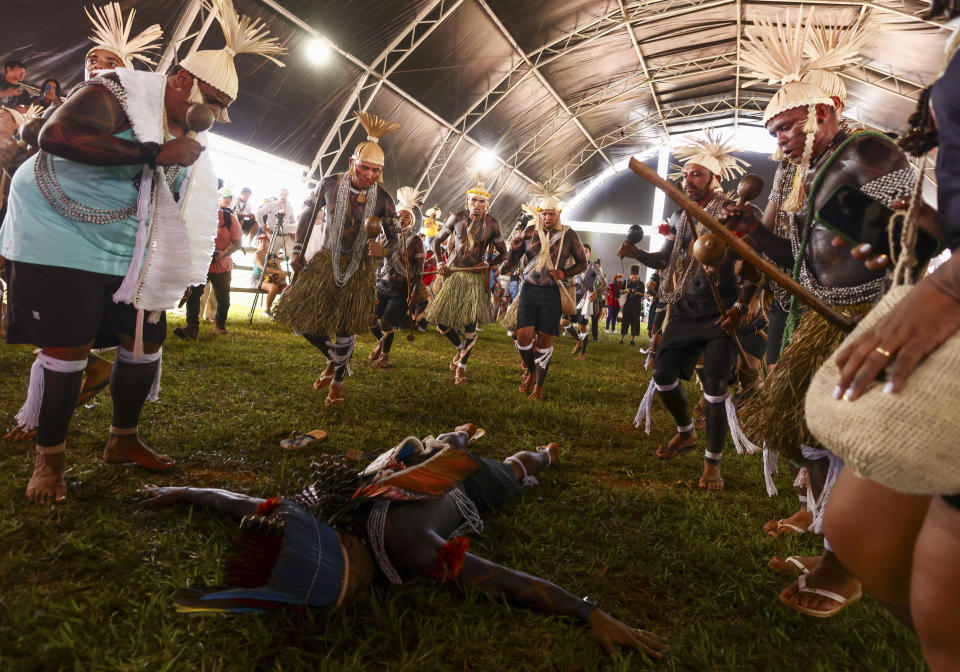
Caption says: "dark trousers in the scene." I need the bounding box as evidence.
[621,303,642,338]
[185,270,231,328]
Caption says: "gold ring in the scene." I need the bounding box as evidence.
[874,346,892,358]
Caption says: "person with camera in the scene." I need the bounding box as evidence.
[251,231,286,316]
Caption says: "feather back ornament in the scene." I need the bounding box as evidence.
[85,2,163,68]
[672,127,750,185]
[351,446,480,501]
[395,185,420,217]
[179,0,286,102]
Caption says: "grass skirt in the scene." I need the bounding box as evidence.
[499,294,520,331]
[271,249,376,336]
[738,303,872,461]
[424,271,490,328]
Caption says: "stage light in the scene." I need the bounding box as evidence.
[306,38,330,64]
[475,149,498,173]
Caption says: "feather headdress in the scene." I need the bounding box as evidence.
[351,110,401,171]
[180,0,286,121]
[672,128,749,190]
[3,104,43,127]
[802,12,872,106]
[527,183,570,272]
[395,186,420,218]
[739,8,835,124]
[466,167,494,200]
[529,181,572,211]
[85,3,163,69]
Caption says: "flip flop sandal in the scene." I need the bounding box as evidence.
[467,427,485,443]
[779,574,862,618]
[769,556,812,576]
[766,519,808,537]
[280,429,328,449]
[655,442,696,460]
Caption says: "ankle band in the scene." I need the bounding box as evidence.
[36,442,66,455]
[109,425,138,436]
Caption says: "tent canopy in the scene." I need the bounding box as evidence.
[4,0,953,218]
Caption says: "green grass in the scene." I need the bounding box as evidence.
[0,305,925,671]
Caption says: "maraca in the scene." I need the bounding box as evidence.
[625,224,644,245]
[185,103,216,139]
[364,215,382,239]
[693,233,727,266]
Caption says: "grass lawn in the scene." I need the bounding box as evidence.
[0,305,925,671]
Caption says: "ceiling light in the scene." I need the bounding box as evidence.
[306,38,330,65]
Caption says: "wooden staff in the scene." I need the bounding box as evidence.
[628,158,856,332]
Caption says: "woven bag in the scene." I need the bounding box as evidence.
[805,161,960,495]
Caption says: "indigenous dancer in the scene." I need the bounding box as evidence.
[724,9,929,616]
[566,244,603,360]
[368,186,425,369]
[273,111,399,406]
[3,3,165,442]
[425,171,507,385]
[0,0,284,503]
[619,128,758,492]
[500,194,587,400]
[139,424,667,659]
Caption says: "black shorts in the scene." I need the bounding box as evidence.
[766,301,789,365]
[516,284,562,336]
[460,456,524,514]
[374,287,407,326]
[4,260,167,348]
[239,215,258,235]
[654,314,736,381]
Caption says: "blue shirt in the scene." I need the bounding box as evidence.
[0,129,183,276]
[934,45,960,252]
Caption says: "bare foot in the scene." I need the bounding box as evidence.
[528,386,543,400]
[779,552,862,616]
[371,354,391,369]
[449,350,463,371]
[368,342,383,361]
[103,434,174,471]
[454,367,467,385]
[518,371,534,394]
[4,425,37,441]
[764,508,813,537]
[573,352,586,360]
[26,452,67,504]
[655,431,697,459]
[539,442,560,465]
[325,383,345,406]
[138,485,188,506]
[313,363,335,390]
[454,422,477,438]
[698,461,724,491]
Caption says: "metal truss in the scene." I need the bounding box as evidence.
[302,0,464,179]
[475,0,615,169]
[841,64,928,103]
[745,0,956,29]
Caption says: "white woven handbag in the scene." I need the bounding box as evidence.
[805,166,960,495]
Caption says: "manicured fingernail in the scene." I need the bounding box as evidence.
[832,385,843,400]
[876,254,889,265]
[842,387,855,401]
[856,243,872,254]
[883,382,894,395]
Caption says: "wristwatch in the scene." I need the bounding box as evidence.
[732,301,747,314]
[139,141,162,169]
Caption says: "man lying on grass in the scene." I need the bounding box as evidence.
[140,424,668,658]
